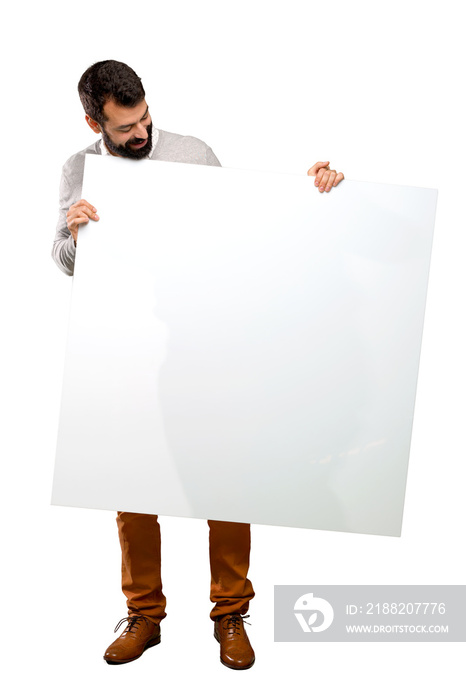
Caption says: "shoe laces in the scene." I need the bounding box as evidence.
[221,614,251,634]
[113,615,151,635]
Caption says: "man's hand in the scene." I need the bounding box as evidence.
[307,161,344,193]
[66,199,99,244]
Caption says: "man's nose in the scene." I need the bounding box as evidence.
[134,123,148,139]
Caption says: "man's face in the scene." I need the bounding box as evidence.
[99,99,153,159]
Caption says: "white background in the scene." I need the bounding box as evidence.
[2,1,464,697]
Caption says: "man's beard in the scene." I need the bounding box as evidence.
[101,121,153,160]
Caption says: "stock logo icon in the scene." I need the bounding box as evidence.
[294,592,334,633]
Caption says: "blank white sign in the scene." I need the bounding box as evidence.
[52,155,437,536]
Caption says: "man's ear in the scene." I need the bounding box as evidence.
[85,114,102,134]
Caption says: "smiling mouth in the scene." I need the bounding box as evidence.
[129,139,148,149]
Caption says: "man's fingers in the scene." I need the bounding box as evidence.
[67,214,90,231]
[68,199,98,215]
[316,167,331,190]
[308,161,330,177]
[308,161,329,177]
[72,214,91,225]
[83,207,99,220]
[323,170,337,191]
[74,198,97,211]
[314,166,330,186]
[68,204,99,220]
[67,212,88,226]
[70,205,99,219]
[66,199,99,243]
[307,163,344,192]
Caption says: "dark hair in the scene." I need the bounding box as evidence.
[77,60,145,123]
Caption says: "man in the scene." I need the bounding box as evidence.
[52,60,344,670]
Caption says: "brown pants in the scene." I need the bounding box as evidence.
[117,512,255,623]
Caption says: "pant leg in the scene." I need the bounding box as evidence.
[208,520,255,620]
[116,512,167,624]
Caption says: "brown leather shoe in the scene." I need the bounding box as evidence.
[104,615,161,665]
[214,614,255,670]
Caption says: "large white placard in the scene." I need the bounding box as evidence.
[52,155,437,536]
